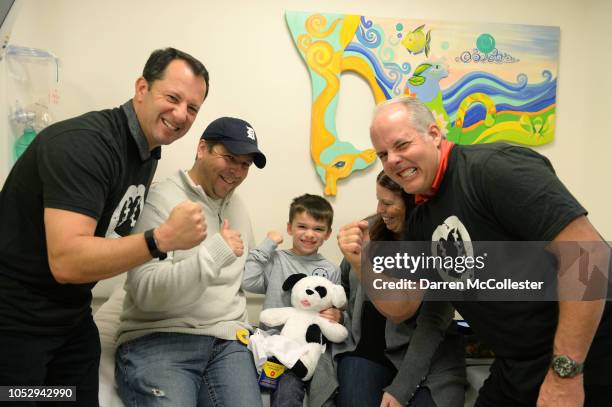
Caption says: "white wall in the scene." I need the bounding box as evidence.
[0,0,22,183]
[6,0,612,273]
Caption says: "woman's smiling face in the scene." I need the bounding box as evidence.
[376,183,407,234]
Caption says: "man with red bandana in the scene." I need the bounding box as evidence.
[0,48,209,406]
[338,97,611,406]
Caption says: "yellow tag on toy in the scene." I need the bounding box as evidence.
[258,359,286,389]
[236,328,250,345]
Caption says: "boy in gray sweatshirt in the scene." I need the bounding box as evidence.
[243,194,341,407]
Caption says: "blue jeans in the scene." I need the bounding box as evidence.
[270,370,336,407]
[271,370,306,407]
[115,332,263,407]
[337,355,437,407]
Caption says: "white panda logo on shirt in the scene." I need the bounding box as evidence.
[311,267,330,279]
[431,215,475,285]
[105,184,146,238]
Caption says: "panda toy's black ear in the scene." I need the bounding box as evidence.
[282,273,308,291]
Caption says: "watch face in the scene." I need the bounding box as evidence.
[552,356,576,378]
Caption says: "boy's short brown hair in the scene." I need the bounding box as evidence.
[289,194,334,229]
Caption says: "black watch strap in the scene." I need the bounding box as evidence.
[144,229,167,260]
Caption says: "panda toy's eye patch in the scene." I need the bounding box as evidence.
[314,286,327,298]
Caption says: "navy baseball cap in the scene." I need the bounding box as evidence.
[201,117,266,169]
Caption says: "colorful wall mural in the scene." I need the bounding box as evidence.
[286,11,560,196]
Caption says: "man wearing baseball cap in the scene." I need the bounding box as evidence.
[115,117,266,407]
[201,116,266,169]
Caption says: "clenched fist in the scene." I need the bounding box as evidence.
[337,220,369,270]
[221,219,244,257]
[266,230,284,245]
[156,200,207,252]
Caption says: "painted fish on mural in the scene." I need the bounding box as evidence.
[401,24,431,57]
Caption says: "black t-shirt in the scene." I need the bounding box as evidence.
[351,301,397,371]
[406,143,610,363]
[0,104,158,334]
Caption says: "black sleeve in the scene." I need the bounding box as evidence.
[38,130,118,220]
[480,146,587,241]
[339,258,351,299]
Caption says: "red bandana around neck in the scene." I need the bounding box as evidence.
[415,139,455,204]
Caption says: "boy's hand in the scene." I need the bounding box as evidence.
[319,307,342,323]
[267,230,284,245]
[221,219,244,257]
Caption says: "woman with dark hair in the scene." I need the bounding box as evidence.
[369,170,416,241]
[333,171,466,407]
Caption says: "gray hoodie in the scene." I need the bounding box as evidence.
[117,170,254,345]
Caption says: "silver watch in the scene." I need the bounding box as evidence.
[551,355,584,378]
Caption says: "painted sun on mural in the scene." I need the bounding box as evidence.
[286,11,560,196]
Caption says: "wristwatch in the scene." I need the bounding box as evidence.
[550,355,584,378]
[144,228,167,260]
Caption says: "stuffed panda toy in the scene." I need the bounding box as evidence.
[259,273,349,381]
